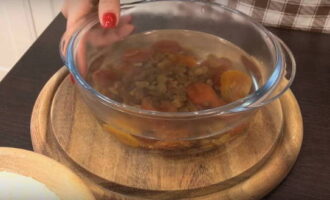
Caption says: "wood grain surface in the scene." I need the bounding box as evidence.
[30,67,303,200]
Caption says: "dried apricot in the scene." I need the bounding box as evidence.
[159,101,178,112]
[220,70,252,102]
[151,140,193,150]
[187,82,226,108]
[203,54,232,68]
[92,69,117,87]
[122,48,152,63]
[103,124,141,147]
[141,97,158,111]
[175,54,197,67]
[202,55,231,86]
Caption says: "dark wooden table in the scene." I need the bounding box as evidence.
[0,14,329,200]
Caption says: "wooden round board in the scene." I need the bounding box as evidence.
[31,68,303,200]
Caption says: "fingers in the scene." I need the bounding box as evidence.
[116,23,135,39]
[74,22,134,83]
[98,0,120,28]
[76,34,88,78]
[85,20,135,47]
[61,0,69,18]
[75,15,134,78]
[66,0,96,29]
[65,0,121,29]
[62,0,129,79]
[118,15,132,26]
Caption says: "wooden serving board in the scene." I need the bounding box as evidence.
[31,68,303,200]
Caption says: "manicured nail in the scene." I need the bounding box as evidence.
[102,12,117,28]
[69,74,75,84]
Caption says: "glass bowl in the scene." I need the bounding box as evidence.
[60,0,295,154]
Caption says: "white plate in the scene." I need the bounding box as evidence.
[0,147,95,200]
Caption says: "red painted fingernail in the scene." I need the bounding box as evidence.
[102,12,117,28]
[69,74,75,84]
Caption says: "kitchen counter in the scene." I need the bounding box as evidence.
[0,14,329,200]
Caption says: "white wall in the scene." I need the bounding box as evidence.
[0,0,148,81]
[0,0,63,81]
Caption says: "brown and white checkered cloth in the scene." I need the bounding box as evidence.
[216,0,330,33]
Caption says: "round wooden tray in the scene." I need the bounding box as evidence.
[31,68,303,200]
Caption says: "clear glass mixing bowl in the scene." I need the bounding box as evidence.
[60,0,295,153]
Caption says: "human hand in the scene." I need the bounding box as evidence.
[61,0,135,83]
[62,0,120,30]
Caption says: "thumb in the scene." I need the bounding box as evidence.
[99,0,120,28]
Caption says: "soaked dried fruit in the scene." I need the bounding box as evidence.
[103,124,141,147]
[122,48,152,63]
[175,54,197,67]
[220,70,252,102]
[89,37,259,151]
[92,69,118,87]
[187,82,226,108]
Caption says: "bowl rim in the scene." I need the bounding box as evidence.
[63,0,286,119]
[0,147,95,200]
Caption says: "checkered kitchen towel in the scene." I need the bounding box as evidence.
[220,0,330,33]
[122,0,330,33]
